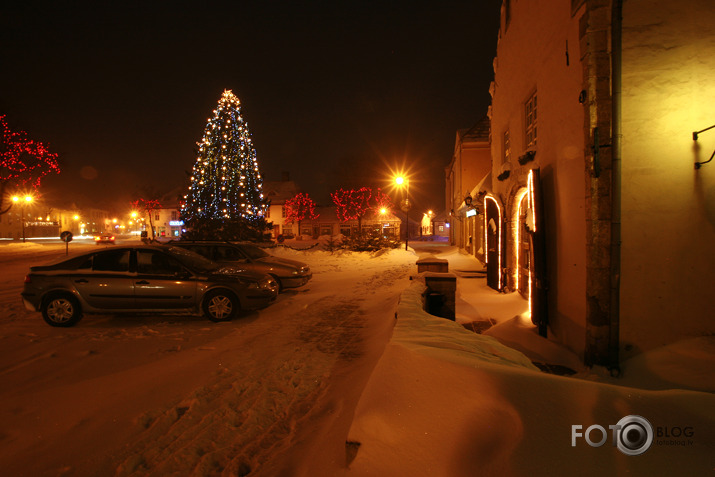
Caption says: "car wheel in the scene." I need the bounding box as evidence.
[203,290,239,322]
[269,274,284,293]
[42,294,82,327]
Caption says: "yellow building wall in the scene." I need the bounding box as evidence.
[620,0,715,353]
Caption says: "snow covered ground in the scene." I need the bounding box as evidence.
[0,239,713,476]
[0,240,412,476]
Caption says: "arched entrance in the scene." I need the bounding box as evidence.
[484,195,503,291]
[514,188,530,300]
[510,169,547,337]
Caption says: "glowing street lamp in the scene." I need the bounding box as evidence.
[394,176,411,250]
[12,194,34,243]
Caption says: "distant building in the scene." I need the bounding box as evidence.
[445,117,492,260]
[421,210,450,239]
[263,172,300,238]
[150,207,183,238]
[298,206,402,239]
[0,201,97,240]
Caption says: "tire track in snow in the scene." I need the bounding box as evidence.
[114,295,367,477]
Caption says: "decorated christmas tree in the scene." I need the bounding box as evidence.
[181,90,269,240]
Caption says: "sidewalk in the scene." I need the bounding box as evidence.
[410,243,584,372]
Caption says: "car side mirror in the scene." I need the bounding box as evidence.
[174,270,192,280]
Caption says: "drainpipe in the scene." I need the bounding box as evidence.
[609,0,623,374]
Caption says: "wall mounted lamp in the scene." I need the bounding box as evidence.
[693,124,715,169]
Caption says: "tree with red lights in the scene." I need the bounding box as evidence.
[285,192,319,237]
[373,188,394,213]
[132,198,162,240]
[0,115,60,215]
[331,186,393,232]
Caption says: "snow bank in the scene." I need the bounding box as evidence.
[391,279,538,370]
[346,279,715,477]
[0,242,48,251]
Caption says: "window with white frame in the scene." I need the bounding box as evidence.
[525,92,537,148]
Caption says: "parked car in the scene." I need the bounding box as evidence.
[170,241,311,291]
[94,233,115,244]
[21,245,279,327]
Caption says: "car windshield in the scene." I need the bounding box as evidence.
[164,246,220,273]
[238,244,270,259]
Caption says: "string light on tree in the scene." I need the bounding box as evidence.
[331,187,393,232]
[181,90,269,239]
[0,115,60,216]
[285,192,319,236]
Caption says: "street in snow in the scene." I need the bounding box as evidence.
[0,240,713,476]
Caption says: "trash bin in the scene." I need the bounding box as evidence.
[420,272,456,320]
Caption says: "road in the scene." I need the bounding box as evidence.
[0,243,414,476]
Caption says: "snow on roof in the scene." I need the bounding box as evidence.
[263,180,299,202]
[457,116,490,143]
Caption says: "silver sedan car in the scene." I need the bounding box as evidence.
[21,245,279,327]
[170,241,312,291]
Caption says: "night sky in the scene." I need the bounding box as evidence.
[1,1,500,214]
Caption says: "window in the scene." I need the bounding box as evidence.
[171,210,178,220]
[525,92,537,147]
[155,214,160,221]
[215,246,245,261]
[93,250,130,272]
[282,206,287,218]
[184,245,212,260]
[137,250,184,275]
[503,129,511,164]
[265,207,271,219]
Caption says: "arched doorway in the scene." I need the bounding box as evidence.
[510,170,547,337]
[484,195,503,291]
[515,189,530,300]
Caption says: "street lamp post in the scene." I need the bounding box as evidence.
[12,194,33,243]
[395,176,411,251]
